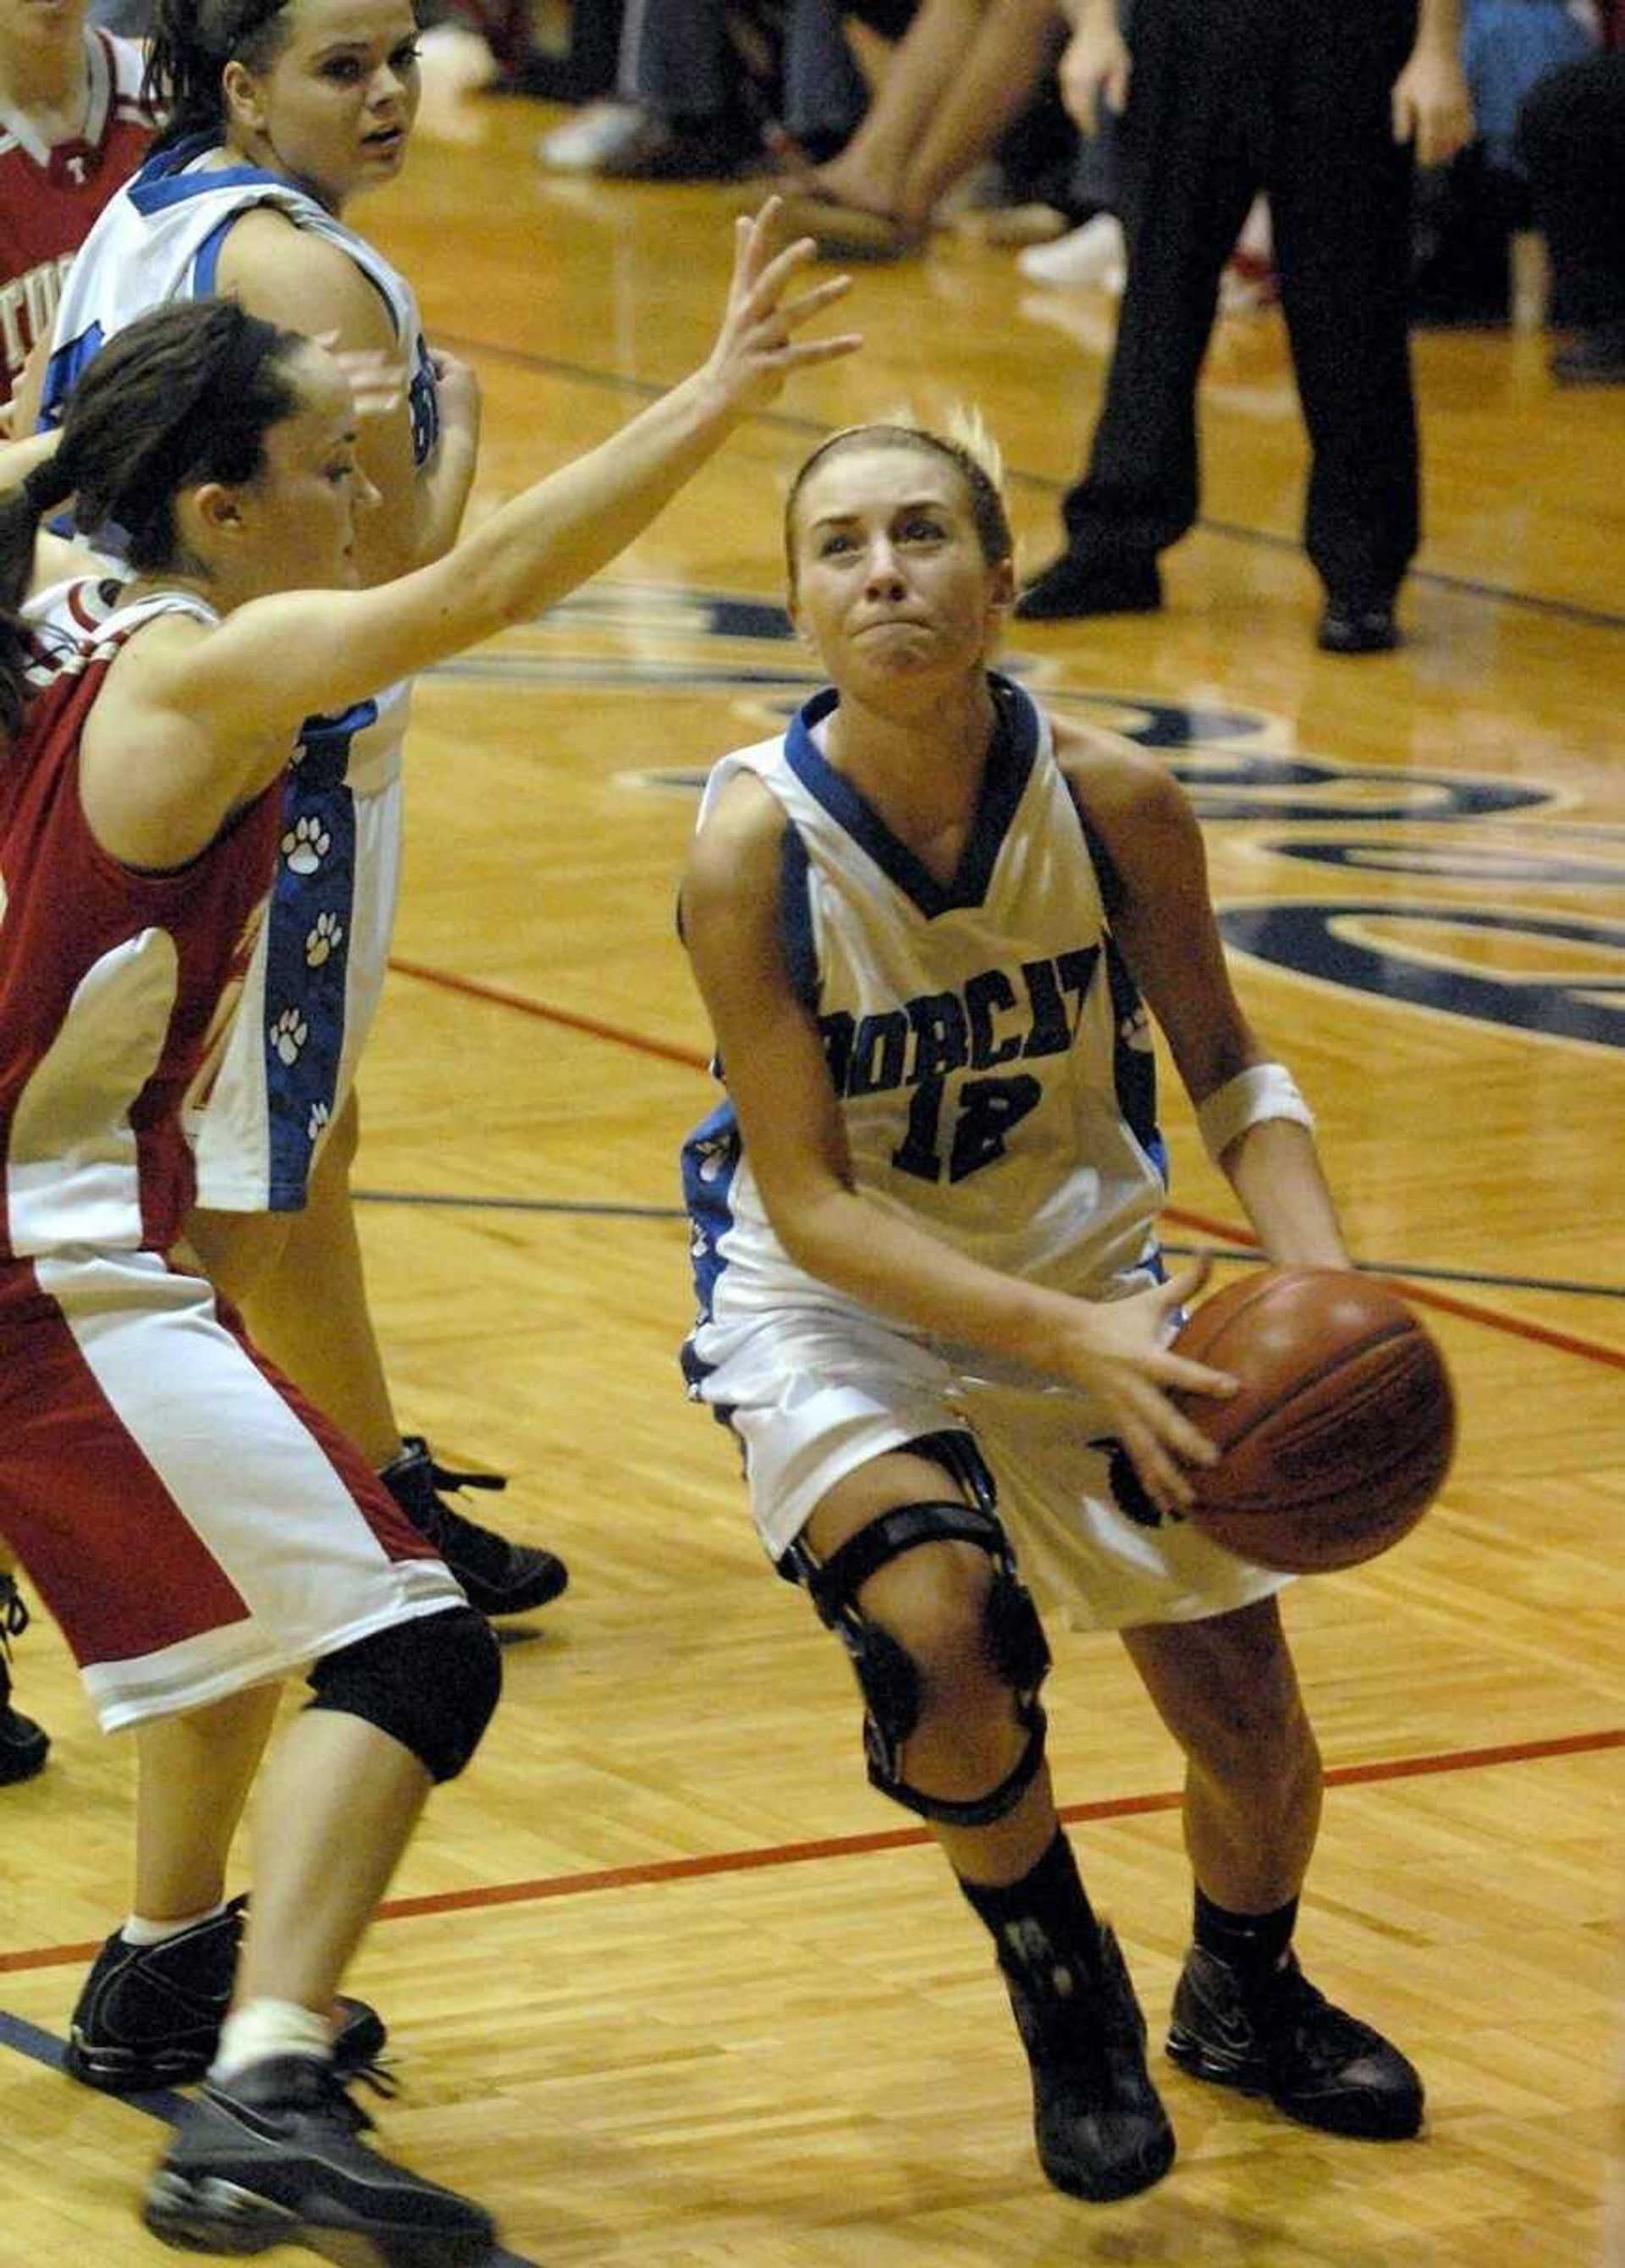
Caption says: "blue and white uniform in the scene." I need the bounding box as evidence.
[40,135,440,1211]
[681,676,1286,1626]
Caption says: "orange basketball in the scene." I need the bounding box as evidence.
[1171,1267,1456,1573]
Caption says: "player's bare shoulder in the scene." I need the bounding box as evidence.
[1051,709,1204,899]
[212,207,394,345]
[1051,710,1188,831]
[683,764,786,918]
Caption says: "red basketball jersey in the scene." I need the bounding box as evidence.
[0,595,283,1261]
[0,29,152,388]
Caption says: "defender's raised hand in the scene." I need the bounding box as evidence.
[701,198,862,413]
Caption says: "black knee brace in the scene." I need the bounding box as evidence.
[786,1449,1051,1829]
[306,1606,500,1784]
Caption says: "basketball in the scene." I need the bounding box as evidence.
[1171,1267,1456,1573]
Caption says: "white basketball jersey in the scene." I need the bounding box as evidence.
[39,131,438,797]
[683,677,1169,1379]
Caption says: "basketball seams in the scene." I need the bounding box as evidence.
[1201,1311,1417,1460]
[1170,1266,1455,1574]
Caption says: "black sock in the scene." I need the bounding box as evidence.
[1193,1886,1298,1993]
[958,1830,1101,1981]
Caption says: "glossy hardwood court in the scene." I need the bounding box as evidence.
[3,91,1622,2268]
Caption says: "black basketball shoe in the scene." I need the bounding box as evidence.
[143,2054,497,2265]
[381,1436,569,1619]
[0,1574,48,1785]
[67,1897,387,2094]
[1166,1944,1424,2139]
[1000,1920,1176,2201]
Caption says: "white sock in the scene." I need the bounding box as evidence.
[211,1998,336,2083]
[121,1902,228,1947]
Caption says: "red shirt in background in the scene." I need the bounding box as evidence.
[0,28,152,391]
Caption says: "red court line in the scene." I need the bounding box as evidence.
[387,957,1625,1371]
[387,956,708,1073]
[2,1729,1617,1979]
[1160,1204,1625,1371]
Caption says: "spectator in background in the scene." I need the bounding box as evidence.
[538,0,910,182]
[1518,37,1625,380]
[1016,0,1474,656]
[774,0,1081,261]
[0,0,152,411]
[1412,0,1595,324]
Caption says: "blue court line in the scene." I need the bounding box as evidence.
[436,332,1625,635]
[0,2008,189,2120]
[350,1189,1624,1301]
[0,2011,543,2268]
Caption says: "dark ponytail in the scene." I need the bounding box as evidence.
[145,0,298,148]
[0,454,77,741]
[1,299,301,743]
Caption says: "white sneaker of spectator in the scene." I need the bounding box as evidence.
[416,20,497,99]
[537,102,650,172]
[1017,212,1126,290]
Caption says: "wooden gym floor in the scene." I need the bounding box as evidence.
[1,95,1621,2268]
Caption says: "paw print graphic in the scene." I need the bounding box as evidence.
[281,817,332,875]
[689,1222,708,1261]
[307,1100,330,1144]
[1120,1002,1153,1051]
[693,1134,733,1185]
[271,1009,309,1066]
[306,912,345,968]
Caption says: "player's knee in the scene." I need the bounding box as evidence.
[868,1543,1000,1722]
[306,1606,501,1783]
[788,1495,1052,1829]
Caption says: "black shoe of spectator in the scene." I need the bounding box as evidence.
[1002,1923,1176,2201]
[1013,553,1162,622]
[382,1436,569,1619]
[143,2055,497,2264]
[67,1896,387,2094]
[1551,320,1625,386]
[1318,598,1398,654]
[0,1575,47,1786]
[1167,1945,1424,2140]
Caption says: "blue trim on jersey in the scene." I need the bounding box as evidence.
[128,135,289,212]
[778,825,819,1012]
[38,319,103,431]
[784,672,1038,919]
[190,212,239,298]
[678,1100,743,1416]
[1063,786,1168,1186]
[680,1099,740,1325]
[124,139,411,369]
[1104,933,1167,1187]
[258,704,373,1206]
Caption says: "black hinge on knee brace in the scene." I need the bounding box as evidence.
[868,1698,1050,1829]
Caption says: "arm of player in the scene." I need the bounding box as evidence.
[682,770,1233,1515]
[5,331,50,443]
[123,208,860,819]
[1057,718,1351,1271]
[213,211,432,583]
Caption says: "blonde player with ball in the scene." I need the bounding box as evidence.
[677,412,1425,2203]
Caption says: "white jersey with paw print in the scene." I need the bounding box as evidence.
[680,675,1286,1627]
[40,134,440,1209]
